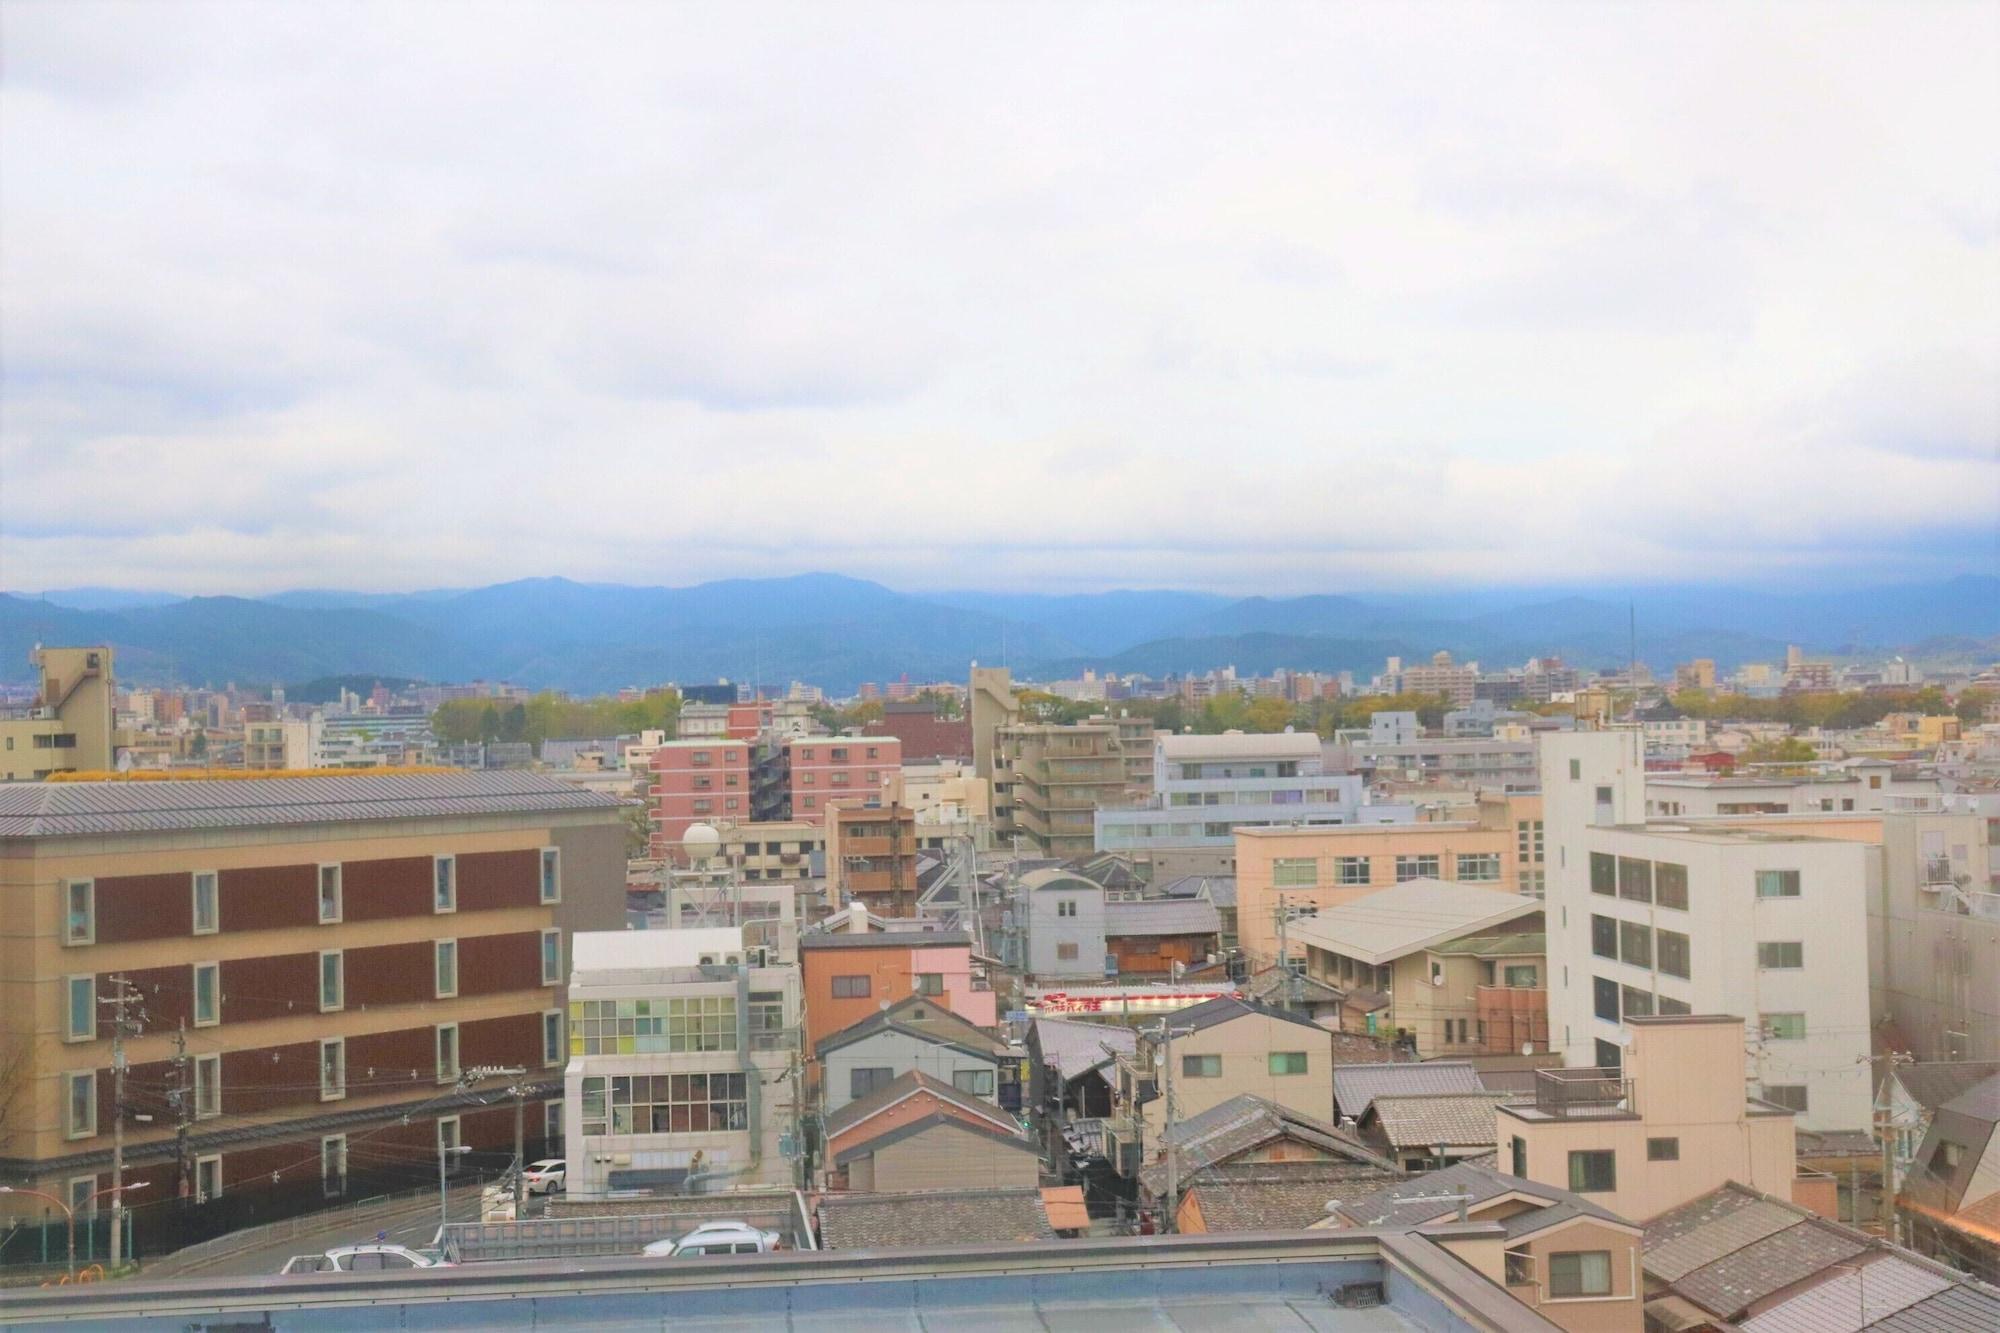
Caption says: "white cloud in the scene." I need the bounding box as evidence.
[1,1,1994,596]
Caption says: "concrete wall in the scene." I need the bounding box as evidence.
[870,1120,1039,1192]
[1025,875,1106,979]
[1135,1011,1334,1141]
[821,1029,1000,1114]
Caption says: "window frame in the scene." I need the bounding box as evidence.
[319,949,344,1013]
[1455,852,1501,883]
[64,974,95,1042]
[192,961,221,1028]
[540,928,562,985]
[1646,1136,1679,1162]
[1757,941,1804,970]
[1334,856,1372,886]
[849,1066,895,1100]
[191,871,219,935]
[437,1114,462,1154]
[317,864,343,925]
[1273,857,1319,888]
[830,975,871,999]
[914,972,945,997]
[322,1134,348,1198]
[1763,1012,1807,1041]
[951,1068,996,1097]
[435,938,459,1000]
[542,1009,564,1068]
[539,847,562,904]
[194,1052,221,1119]
[66,1070,97,1139]
[1181,1053,1222,1078]
[320,1036,346,1101]
[436,1022,461,1084]
[64,878,95,946]
[1268,1051,1309,1076]
[1546,1249,1613,1299]
[194,1153,223,1204]
[1567,1149,1616,1194]
[433,855,457,914]
[1755,869,1802,899]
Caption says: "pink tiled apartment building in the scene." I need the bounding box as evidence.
[648,738,751,859]
[786,736,902,826]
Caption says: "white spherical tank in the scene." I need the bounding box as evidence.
[682,822,722,864]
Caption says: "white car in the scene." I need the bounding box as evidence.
[521,1158,566,1195]
[642,1221,781,1258]
[280,1244,448,1274]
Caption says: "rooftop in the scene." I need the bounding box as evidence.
[799,929,972,950]
[823,1069,1019,1141]
[1334,1159,1630,1237]
[1141,1093,1399,1195]
[1102,896,1223,937]
[1334,1062,1483,1120]
[1364,1093,1521,1148]
[1158,731,1322,760]
[1030,1016,1136,1083]
[815,1187,1055,1249]
[1287,880,1544,966]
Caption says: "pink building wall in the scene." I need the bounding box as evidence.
[912,943,997,1027]
[649,740,751,860]
[786,736,902,825]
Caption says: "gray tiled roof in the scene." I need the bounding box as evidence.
[1673,1217,1871,1317]
[1185,1162,1404,1232]
[1030,1016,1135,1083]
[1740,1256,1957,1333]
[1102,896,1222,937]
[1172,994,1330,1034]
[1140,1094,1398,1195]
[1334,1159,1629,1235]
[1645,1196,1806,1282]
[1333,1061,1483,1120]
[1892,1062,2000,1114]
[815,1187,1054,1250]
[0,770,628,838]
[1867,1283,2000,1333]
[1155,874,1238,908]
[822,1069,1016,1140]
[1365,1092,1516,1148]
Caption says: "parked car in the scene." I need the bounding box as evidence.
[641,1221,781,1258]
[521,1158,566,1195]
[280,1244,449,1274]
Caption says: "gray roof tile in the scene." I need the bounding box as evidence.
[1140,1094,1398,1195]
[1674,1219,1870,1317]
[815,1188,1054,1250]
[1185,1162,1404,1232]
[1645,1199,1808,1283]
[1364,1092,1516,1148]
[1739,1256,1957,1333]
[1866,1283,2000,1333]
[1102,897,1222,937]
[1333,1061,1482,1119]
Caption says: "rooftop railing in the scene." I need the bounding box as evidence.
[1532,1067,1632,1117]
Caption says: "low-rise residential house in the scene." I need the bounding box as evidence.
[798,927,994,1056]
[1022,867,1109,979]
[1878,1061,2000,1197]
[1235,964,1348,1025]
[823,1070,1039,1194]
[1026,1015,1135,1160]
[1155,874,1237,952]
[817,993,1011,1114]
[1332,1061,1484,1124]
[815,1186,1056,1250]
[1896,1070,2000,1282]
[1173,1162,1398,1234]
[1360,1092,1519,1172]
[563,926,802,1197]
[1287,879,1546,1057]
[1142,1094,1400,1216]
[1102,897,1221,977]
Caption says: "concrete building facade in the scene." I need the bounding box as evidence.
[1,647,117,781]
[647,739,751,860]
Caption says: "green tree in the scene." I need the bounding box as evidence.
[1740,737,1817,765]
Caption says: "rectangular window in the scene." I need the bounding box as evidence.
[914,973,944,996]
[1593,976,1620,1023]
[64,879,95,945]
[1595,1038,1622,1071]
[540,847,562,904]
[1182,1054,1222,1078]
[1057,899,1078,917]
[1269,1051,1308,1075]
[1617,857,1653,903]
[569,997,740,1055]
[545,1101,563,1144]
[1757,941,1804,970]
[434,856,457,913]
[1657,930,1691,980]
[320,1037,346,1100]
[541,929,562,985]
[1588,853,1616,897]
[1764,1084,1809,1112]
[1764,1012,1806,1040]
[542,1010,564,1067]
[1395,854,1440,881]
[319,950,343,1012]
[65,975,94,1042]
[438,1115,462,1154]
[436,1023,460,1083]
[1511,1136,1528,1177]
[952,1068,996,1097]
[1456,853,1501,882]
[831,975,870,999]
[1655,862,1689,911]
[850,1067,894,1099]
[1548,1250,1613,1298]
[193,962,219,1027]
[1658,995,1691,1015]
[1273,857,1319,887]
[322,1135,348,1197]
[1567,1150,1616,1193]
[1335,856,1371,885]
[317,864,342,923]
[435,939,458,998]
[1503,964,1538,988]
[1621,985,1654,1019]
[1591,915,1618,961]
[1619,921,1652,969]
[1647,1136,1680,1162]
[194,1053,221,1118]
[1756,870,1801,899]
[1569,758,1582,780]
[195,1154,223,1204]
[66,1071,96,1138]
[1056,942,1080,960]
[191,872,219,935]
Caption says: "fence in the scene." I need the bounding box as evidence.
[0,1211,112,1271]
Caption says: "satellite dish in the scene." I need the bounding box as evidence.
[683,823,721,865]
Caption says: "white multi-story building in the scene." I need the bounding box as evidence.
[563,928,801,1196]
[1645,765,1942,818]
[1543,730,1875,1132]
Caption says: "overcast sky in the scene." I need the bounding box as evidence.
[2,2,1995,597]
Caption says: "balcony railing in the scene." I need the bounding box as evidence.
[1533,1067,1632,1117]
[1923,856,1955,886]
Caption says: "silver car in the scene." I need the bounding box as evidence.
[642,1221,780,1258]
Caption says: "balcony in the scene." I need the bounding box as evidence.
[1923,856,1955,886]
[1532,1067,1633,1117]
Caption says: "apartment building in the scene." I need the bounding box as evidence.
[797,929,995,1058]
[994,722,1135,858]
[563,927,801,1196]
[1543,730,1876,1131]
[647,739,751,860]
[718,819,825,883]
[1344,734,1539,792]
[784,735,901,827]
[0,772,626,1250]
[1234,792,1543,968]
[825,801,918,915]
[1875,809,1999,1063]
[1,647,116,781]
[1645,767,1942,818]
[1385,651,1478,708]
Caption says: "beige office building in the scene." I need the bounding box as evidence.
[1,647,117,781]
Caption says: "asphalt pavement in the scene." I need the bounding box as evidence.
[140,1181,505,1280]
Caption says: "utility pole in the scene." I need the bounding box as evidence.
[512,1081,527,1215]
[1139,1018,1196,1233]
[101,975,143,1266]
[166,1021,191,1201]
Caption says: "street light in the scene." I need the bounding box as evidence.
[0,1181,149,1278]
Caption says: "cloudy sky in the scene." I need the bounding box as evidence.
[2,2,1995,597]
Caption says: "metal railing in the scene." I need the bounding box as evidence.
[1532,1068,1632,1117]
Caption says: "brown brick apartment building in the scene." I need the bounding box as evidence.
[0,771,627,1254]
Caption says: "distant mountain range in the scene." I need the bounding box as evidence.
[4,573,1997,695]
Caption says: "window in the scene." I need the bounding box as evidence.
[1764,1084,1809,1112]
[194,1154,223,1204]
[1456,853,1501,882]
[1503,964,1538,988]
[1057,899,1078,918]
[1764,1013,1806,1040]
[831,975,870,999]
[1429,958,1445,986]
[542,1010,564,1067]
[1617,857,1653,903]
[434,856,457,913]
[1619,921,1652,969]
[915,973,944,996]
[1269,1052,1309,1075]
[317,864,342,923]
[1593,976,1620,1022]
[850,1067,894,1100]
[64,879,94,945]
[192,872,218,934]
[1517,820,1544,863]
[1055,942,1080,961]
[1395,854,1440,881]
[1758,941,1804,970]
[66,1071,96,1138]
[1547,1250,1613,1298]
[545,1101,563,1144]
[320,1037,346,1100]
[193,962,220,1027]
[438,1115,462,1153]
[540,847,562,904]
[1655,862,1689,910]
[1183,1054,1222,1078]
[1335,856,1371,886]
[1756,870,1801,899]
[1595,1038,1622,1071]
[1658,995,1692,1015]
[1505,1249,1534,1287]
[569,997,737,1054]
[436,1023,460,1083]
[1591,915,1618,961]
[1273,857,1319,887]
[1657,929,1691,980]
[1621,985,1654,1018]
[541,929,562,985]
[1647,1136,1679,1162]
[65,975,94,1042]
[1511,1135,1528,1177]
[429,938,459,998]
[322,1136,348,1197]
[1570,758,1582,780]
[319,950,344,1012]
[952,1068,996,1097]
[1567,1150,1616,1193]
[1588,853,1616,897]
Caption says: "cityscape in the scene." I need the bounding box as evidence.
[2,4,1997,1332]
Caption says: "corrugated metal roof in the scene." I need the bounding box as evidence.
[0,770,628,838]
[1740,1257,1956,1333]
[1030,1016,1135,1082]
[1102,897,1222,937]
[1333,1061,1482,1120]
[1285,880,1544,966]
